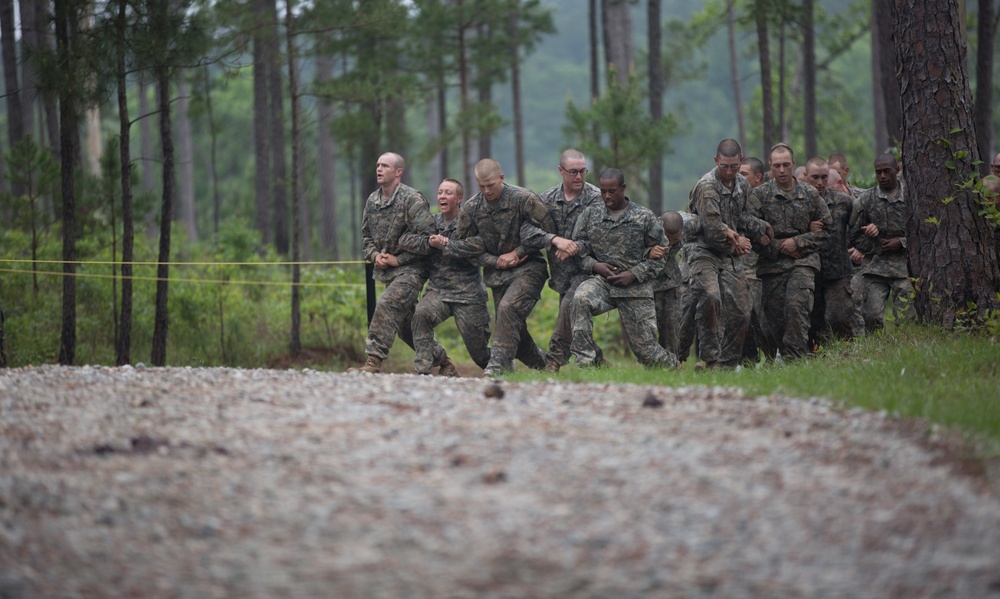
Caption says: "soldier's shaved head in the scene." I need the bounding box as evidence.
[475,158,503,181]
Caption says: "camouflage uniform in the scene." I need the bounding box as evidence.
[411,213,491,374]
[443,183,553,374]
[687,169,769,367]
[810,188,857,343]
[851,183,912,332]
[570,200,678,368]
[524,181,603,368]
[653,212,701,356]
[749,179,833,360]
[361,183,436,360]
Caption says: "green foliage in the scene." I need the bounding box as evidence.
[563,72,679,192]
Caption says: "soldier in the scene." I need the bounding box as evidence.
[650,210,700,357]
[686,139,771,369]
[354,152,436,374]
[739,156,766,189]
[749,143,833,361]
[828,152,862,197]
[803,157,859,343]
[530,149,603,373]
[569,168,679,369]
[411,178,490,376]
[851,153,912,333]
[431,159,552,377]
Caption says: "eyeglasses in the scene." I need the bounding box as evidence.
[562,167,588,177]
[717,163,741,171]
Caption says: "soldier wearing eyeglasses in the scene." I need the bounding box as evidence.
[526,149,604,372]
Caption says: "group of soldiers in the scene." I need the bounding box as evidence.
[353,140,911,377]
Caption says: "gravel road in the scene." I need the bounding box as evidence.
[1,365,999,598]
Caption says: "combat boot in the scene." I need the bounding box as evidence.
[358,354,382,373]
[437,356,460,377]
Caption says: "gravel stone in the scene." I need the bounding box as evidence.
[1,365,999,598]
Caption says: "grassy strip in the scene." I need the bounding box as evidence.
[511,323,1000,444]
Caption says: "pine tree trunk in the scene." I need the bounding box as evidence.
[802,0,817,158]
[151,70,174,367]
[974,0,994,175]
[176,75,197,242]
[55,0,76,366]
[316,56,338,257]
[266,0,288,255]
[18,0,37,147]
[1,0,24,197]
[602,0,632,87]
[875,0,902,147]
[253,0,272,246]
[286,0,301,357]
[755,0,775,159]
[116,0,133,367]
[202,66,222,236]
[727,0,745,145]
[648,0,663,214]
[891,0,1000,325]
[510,0,525,187]
[871,10,888,154]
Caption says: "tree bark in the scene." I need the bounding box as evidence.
[755,0,776,158]
[316,55,339,258]
[589,0,601,175]
[871,8,888,154]
[116,0,133,366]
[648,0,663,214]
[476,23,492,162]
[510,0,525,186]
[602,0,632,87]
[55,0,76,366]
[151,70,174,367]
[18,0,37,147]
[252,0,272,246]
[802,0,817,158]
[875,0,902,147]
[891,0,1000,325]
[265,0,288,255]
[1,0,25,196]
[974,0,994,174]
[727,0,746,145]
[176,75,197,242]
[286,0,301,357]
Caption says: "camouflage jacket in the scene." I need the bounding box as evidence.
[851,184,909,279]
[572,199,665,298]
[816,189,857,281]
[526,181,603,295]
[444,183,553,288]
[687,168,769,272]
[749,179,833,276]
[425,213,488,304]
[361,183,435,284]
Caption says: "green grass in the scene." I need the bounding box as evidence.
[511,323,1000,445]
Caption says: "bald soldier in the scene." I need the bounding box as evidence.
[432,159,554,377]
[354,152,437,374]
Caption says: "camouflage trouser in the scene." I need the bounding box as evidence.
[676,284,696,362]
[487,264,548,373]
[742,276,765,363]
[688,259,751,367]
[810,276,855,344]
[412,290,492,374]
[547,277,604,367]
[570,276,678,368]
[862,274,913,333]
[365,272,425,360]
[761,266,816,361]
[851,268,865,336]
[654,287,681,356]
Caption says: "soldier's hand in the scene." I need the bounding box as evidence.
[861,223,879,238]
[607,270,637,287]
[593,262,618,279]
[725,227,740,246]
[497,250,521,269]
[779,237,802,259]
[647,245,668,260]
[881,237,903,252]
[555,248,573,261]
[735,236,752,255]
[551,236,579,257]
[809,220,824,233]
[429,234,448,249]
[848,247,864,265]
